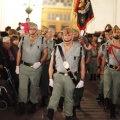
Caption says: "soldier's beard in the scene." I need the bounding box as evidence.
[73,37,79,41]
[113,35,119,40]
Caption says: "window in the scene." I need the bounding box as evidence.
[67,14,70,21]
[47,13,71,21]
[52,14,55,20]
[60,14,62,20]
[47,14,51,20]
[64,15,66,21]
[42,0,72,7]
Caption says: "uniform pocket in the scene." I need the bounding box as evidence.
[73,52,80,61]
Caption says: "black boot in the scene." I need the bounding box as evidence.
[96,94,104,105]
[104,98,111,110]
[16,102,25,115]
[58,97,64,111]
[110,104,116,119]
[28,103,37,114]
[72,106,76,117]
[65,116,71,120]
[41,96,47,107]
[89,74,93,81]
[44,108,54,120]
[76,101,81,110]
[93,74,96,81]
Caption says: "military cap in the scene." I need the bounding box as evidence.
[104,29,112,33]
[72,28,80,33]
[113,25,120,33]
[104,24,112,31]
[41,25,48,30]
[62,27,72,34]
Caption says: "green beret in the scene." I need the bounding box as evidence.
[113,25,120,33]
[41,25,48,30]
[104,24,112,31]
[72,28,79,33]
[62,27,72,34]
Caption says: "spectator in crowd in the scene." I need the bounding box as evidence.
[0,38,10,79]
[16,22,22,31]
[5,26,11,35]
[9,29,18,38]
[21,18,30,34]
[2,37,15,79]
[10,36,19,92]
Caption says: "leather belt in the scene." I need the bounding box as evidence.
[21,60,33,67]
[59,71,78,76]
[108,64,118,69]
[59,72,68,76]
[58,71,78,85]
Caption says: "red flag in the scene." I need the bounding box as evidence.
[74,0,94,30]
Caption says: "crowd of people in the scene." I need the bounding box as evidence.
[0,20,120,120]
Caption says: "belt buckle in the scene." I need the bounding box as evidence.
[64,73,68,76]
[113,66,115,69]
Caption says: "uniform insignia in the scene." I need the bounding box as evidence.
[64,73,68,76]
[74,56,76,60]
[63,61,69,69]
[37,46,39,48]
[78,0,90,14]
[81,16,85,23]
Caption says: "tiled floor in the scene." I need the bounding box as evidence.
[0,80,120,120]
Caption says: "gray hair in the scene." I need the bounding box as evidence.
[29,22,38,29]
[2,36,10,43]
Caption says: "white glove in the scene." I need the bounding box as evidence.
[76,80,84,88]
[15,66,19,74]
[32,62,41,69]
[49,79,54,87]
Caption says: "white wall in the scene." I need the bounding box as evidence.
[0,0,43,31]
[86,0,120,33]
[0,0,120,32]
